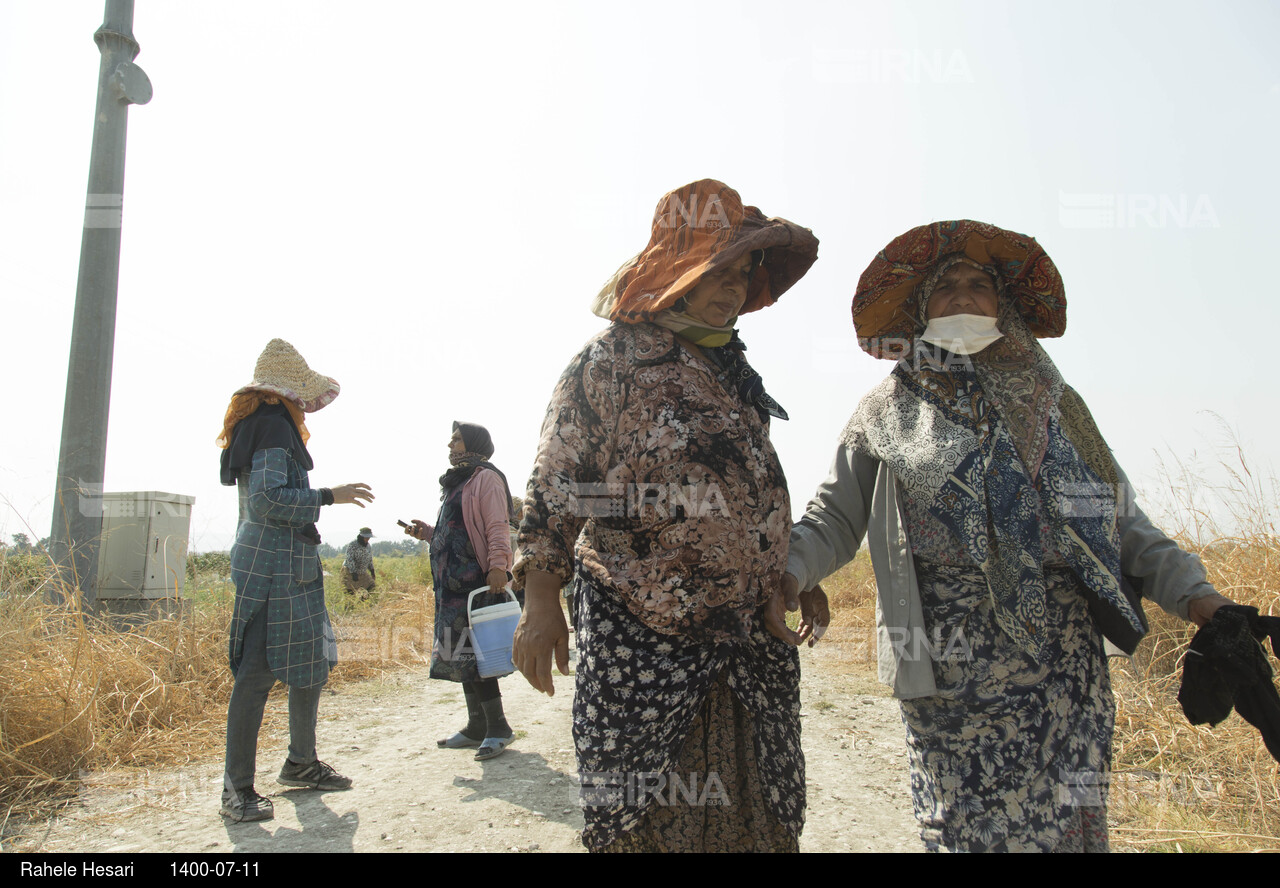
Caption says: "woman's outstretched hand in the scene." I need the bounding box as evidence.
[330,483,374,507]
[1188,591,1236,628]
[514,569,570,696]
[766,573,831,647]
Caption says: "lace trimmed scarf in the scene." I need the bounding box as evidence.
[844,262,1141,659]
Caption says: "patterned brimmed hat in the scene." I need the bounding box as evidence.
[357,527,374,538]
[235,338,340,412]
[594,179,819,323]
[852,220,1067,359]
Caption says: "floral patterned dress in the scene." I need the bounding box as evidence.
[847,338,1122,852]
[516,322,803,851]
[900,560,1112,852]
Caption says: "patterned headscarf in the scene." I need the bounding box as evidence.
[452,421,495,461]
[915,255,1060,480]
[853,220,1066,360]
[843,225,1143,660]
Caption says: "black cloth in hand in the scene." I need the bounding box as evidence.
[1178,604,1280,763]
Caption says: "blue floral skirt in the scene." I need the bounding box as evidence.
[901,562,1113,852]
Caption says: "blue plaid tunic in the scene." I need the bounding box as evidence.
[228,446,336,689]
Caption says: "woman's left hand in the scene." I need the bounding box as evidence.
[486,567,509,592]
[1188,591,1236,628]
[513,569,570,696]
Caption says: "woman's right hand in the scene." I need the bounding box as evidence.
[513,569,570,696]
[767,573,830,647]
[330,482,375,507]
[796,584,831,647]
[405,519,433,542]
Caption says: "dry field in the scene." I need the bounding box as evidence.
[3,507,1278,852]
[0,553,434,840]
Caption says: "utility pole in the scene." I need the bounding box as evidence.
[49,0,151,607]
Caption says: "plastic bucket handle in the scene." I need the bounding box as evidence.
[466,584,520,626]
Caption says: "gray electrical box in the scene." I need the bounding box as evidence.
[96,491,195,600]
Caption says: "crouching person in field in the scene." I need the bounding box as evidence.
[341,527,377,599]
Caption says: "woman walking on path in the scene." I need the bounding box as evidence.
[783,221,1234,852]
[513,179,822,852]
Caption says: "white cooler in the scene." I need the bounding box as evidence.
[467,586,522,679]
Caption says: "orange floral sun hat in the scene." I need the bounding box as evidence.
[593,179,819,323]
[852,220,1067,359]
[234,338,340,412]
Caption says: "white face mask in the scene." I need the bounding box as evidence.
[920,314,1004,355]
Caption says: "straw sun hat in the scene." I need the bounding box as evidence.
[235,338,340,412]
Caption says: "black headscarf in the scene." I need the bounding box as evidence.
[220,402,313,486]
[219,401,321,544]
[439,421,514,519]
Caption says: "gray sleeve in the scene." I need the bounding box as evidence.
[787,443,878,591]
[1115,459,1217,620]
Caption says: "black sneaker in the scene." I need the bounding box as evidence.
[277,758,353,790]
[220,786,274,822]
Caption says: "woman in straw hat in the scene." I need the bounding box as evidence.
[403,421,519,762]
[513,180,822,852]
[216,338,374,823]
[782,221,1234,852]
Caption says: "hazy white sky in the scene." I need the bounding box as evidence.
[2,0,1278,553]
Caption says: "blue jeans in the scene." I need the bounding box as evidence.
[223,608,323,795]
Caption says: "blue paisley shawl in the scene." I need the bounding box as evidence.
[844,302,1145,661]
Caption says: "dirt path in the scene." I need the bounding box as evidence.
[7,643,920,853]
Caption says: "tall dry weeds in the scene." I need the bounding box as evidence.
[1107,439,1280,851]
[0,572,234,824]
[0,553,434,830]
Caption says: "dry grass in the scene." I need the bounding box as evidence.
[812,551,881,682]
[1107,534,1280,852]
[0,551,435,834]
[0,579,232,827]
[5,441,1279,851]
[1107,441,1280,851]
[324,556,436,676]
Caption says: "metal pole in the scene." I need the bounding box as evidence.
[49,0,151,607]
